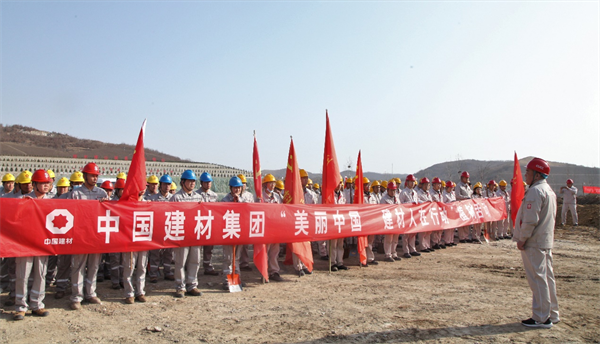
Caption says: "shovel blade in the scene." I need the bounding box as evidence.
[227,273,242,293]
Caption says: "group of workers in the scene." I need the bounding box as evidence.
[0,160,575,325]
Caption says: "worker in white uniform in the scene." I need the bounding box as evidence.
[559,179,578,226]
[442,181,457,246]
[485,180,499,240]
[416,178,434,252]
[455,171,473,243]
[196,172,219,276]
[430,177,445,249]
[496,180,511,239]
[380,181,401,262]
[514,157,559,328]
[237,174,255,272]
[400,174,420,259]
[262,174,284,281]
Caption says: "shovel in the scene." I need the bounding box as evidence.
[227,245,243,293]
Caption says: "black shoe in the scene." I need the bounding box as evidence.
[420,249,430,253]
[521,318,552,329]
[204,270,219,276]
[368,260,379,265]
[432,245,440,250]
[384,257,395,262]
[302,268,312,275]
[361,263,368,267]
[410,252,421,256]
[149,277,158,284]
[320,256,329,261]
[298,270,305,277]
[440,244,446,249]
[240,266,253,272]
[466,239,473,243]
[337,265,348,270]
[269,273,284,282]
[403,253,412,259]
[459,240,466,243]
[330,265,338,272]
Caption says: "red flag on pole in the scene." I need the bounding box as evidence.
[353,151,368,265]
[251,132,268,281]
[321,110,341,205]
[283,138,313,272]
[119,120,147,202]
[510,152,525,225]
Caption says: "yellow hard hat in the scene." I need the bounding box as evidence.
[70,171,84,183]
[299,169,308,178]
[499,180,507,187]
[441,180,446,187]
[46,170,55,179]
[362,177,370,184]
[147,175,159,184]
[117,172,127,180]
[394,178,401,184]
[16,171,32,184]
[275,180,285,189]
[56,177,70,187]
[170,182,177,190]
[2,173,15,182]
[313,183,320,189]
[388,179,396,185]
[308,178,313,185]
[381,180,388,188]
[371,180,380,187]
[474,182,483,189]
[340,176,344,183]
[237,174,247,183]
[345,177,352,184]
[262,174,276,184]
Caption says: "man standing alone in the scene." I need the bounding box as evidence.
[560,179,578,226]
[514,157,559,328]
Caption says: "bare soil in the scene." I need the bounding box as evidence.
[1,225,599,344]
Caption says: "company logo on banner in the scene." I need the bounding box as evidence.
[45,209,74,234]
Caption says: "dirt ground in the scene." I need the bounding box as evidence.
[1,223,599,343]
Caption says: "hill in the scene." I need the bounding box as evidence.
[0,124,185,162]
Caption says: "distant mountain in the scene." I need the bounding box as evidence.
[0,124,185,162]
[262,168,400,184]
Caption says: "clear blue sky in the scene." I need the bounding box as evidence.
[2,1,598,174]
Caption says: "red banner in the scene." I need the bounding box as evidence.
[0,197,506,258]
[583,186,600,194]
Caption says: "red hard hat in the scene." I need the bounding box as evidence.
[432,177,442,184]
[101,180,114,190]
[420,177,430,184]
[32,169,50,183]
[461,171,470,178]
[387,181,397,190]
[526,157,550,175]
[82,162,100,175]
[488,179,496,185]
[566,179,574,184]
[446,181,454,188]
[405,174,416,182]
[114,179,126,189]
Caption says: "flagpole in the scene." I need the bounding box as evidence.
[328,241,332,274]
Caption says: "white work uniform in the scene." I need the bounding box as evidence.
[68,185,108,303]
[262,190,283,276]
[484,188,498,239]
[197,188,219,273]
[363,192,379,262]
[380,192,400,259]
[221,192,253,283]
[496,188,511,237]
[472,193,484,241]
[513,179,559,324]
[146,192,173,280]
[442,189,456,244]
[416,188,433,251]
[329,192,346,266]
[399,187,419,255]
[455,181,473,241]
[170,189,203,292]
[559,186,578,225]
[430,189,443,246]
[238,190,255,268]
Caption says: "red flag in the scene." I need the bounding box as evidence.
[321,110,341,205]
[251,133,268,281]
[283,138,313,272]
[119,120,147,202]
[253,133,263,202]
[510,152,525,224]
[353,151,368,265]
